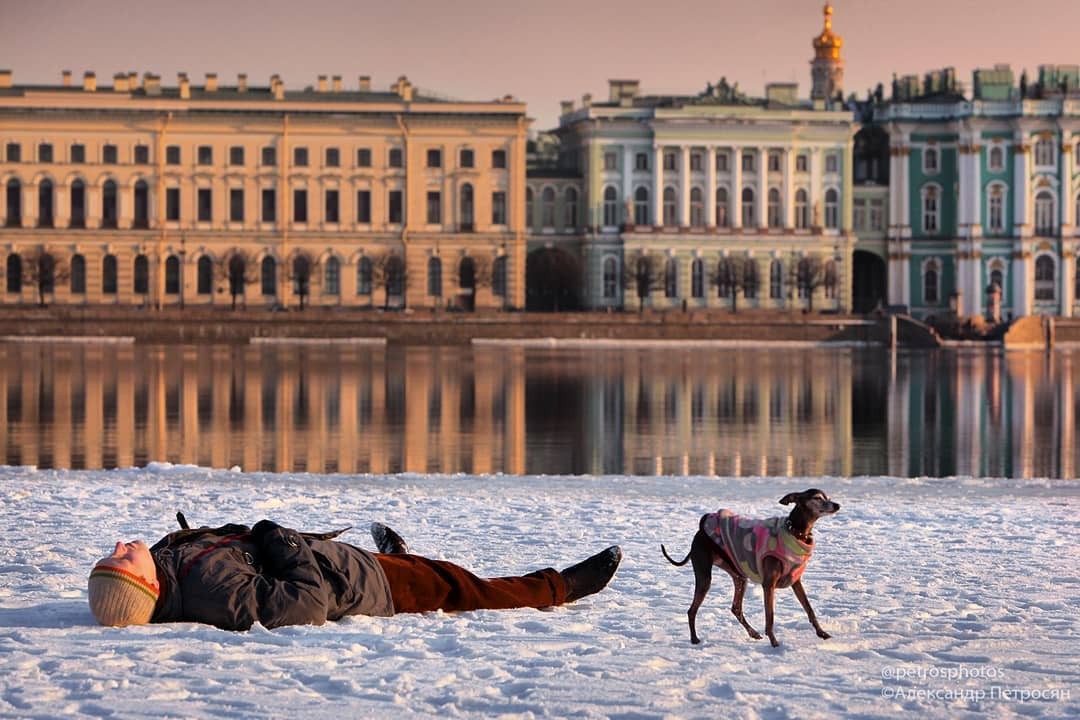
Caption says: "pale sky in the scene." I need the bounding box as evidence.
[2,0,1078,129]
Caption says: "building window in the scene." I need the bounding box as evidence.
[357,257,373,295]
[796,258,812,299]
[164,255,180,295]
[604,152,617,171]
[388,148,403,168]
[923,147,939,174]
[824,260,838,299]
[6,254,21,293]
[796,154,808,172]
[132,180,149,228]
[356,190,371,223]
[103,144,118,164]
[426,149,442,168]
[825,153,839,173]
[427,257,442,297]
[197,256,213,295]
[70,180,86,227]
[664,257,678,298]
[134,144,149,164]
[525,187,533,228]
[922,186,939,234]
[388,190,403,224]
[197,146,213,165]
[600,185,616,226]
[768,153,781,172]
[635,153,649,171]
[426,191,441,224]
[325,148,340,167]
[102,255,118,295]
[869,199,885,231]
[663,187,677,227]
[70,144,85,163]
[990,268,1004,293]
[741,187,755,228]
[261,257,276,296]
[133,255,149,295]
[824,188,839,229]
[716,258,734,298]
[324,257,340,295]
[229,146,244,166]
[37,180,54,227]
[543,187,557,227]
[601,257,619,299]
[795,189,809,229]
[293,147,308,167]
[1035,190,1055,235]
[767,188,782,228]
[663,152,677,171]
[987,185,1005,233]
[923,260,939,304]
[988,145,1005,172]
[261,189,276,222]
[564,187,578,228]
[634,187,650,225]
[356,148,372,167]
[166,145,180,165]
[460,149,474,168]
[101,180,118,228]
[691,258,704,298]
[715,188,728,227]
[459,184,474,230]
[39,143,53,163]
[1034,138,1055,168]
[742,153,755,172]
[5,143,20,162]
[769,259,783,299]
[166,188,180,221]
[325,189,339,223]
[744,259,758,299]
[293,189,308,223]
[1035,256,1057,300]
[492,191,507,225]
[230,188,244,223]
[292,256,311,298]
[716,152,728,172]
[197,188,212,222]
[71,254,86,294]
[491,149,506,168]
[690,187,705,227]
[493,256,507,298]
[690,153,703,172]
[261,146,276,166]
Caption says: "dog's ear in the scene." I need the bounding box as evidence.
[779,493,799,505]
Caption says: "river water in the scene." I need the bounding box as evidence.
[1,342,1076,478]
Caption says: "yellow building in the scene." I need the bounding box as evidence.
[0,70,529,310]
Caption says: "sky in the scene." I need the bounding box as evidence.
[2,0,1079,130]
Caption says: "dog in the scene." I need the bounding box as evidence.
[661,488,840,647]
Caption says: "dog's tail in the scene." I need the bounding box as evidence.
[660,544,691,566]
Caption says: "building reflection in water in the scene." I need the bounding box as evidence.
[1,343,1077,478]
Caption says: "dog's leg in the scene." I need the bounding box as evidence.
[729,575,762,640]
[791,580,831,640]
[761,558,782,647]
[686,532,714,645]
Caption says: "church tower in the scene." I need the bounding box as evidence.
[811,3,844,102]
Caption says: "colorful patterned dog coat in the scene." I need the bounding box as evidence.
[702,510,813,588]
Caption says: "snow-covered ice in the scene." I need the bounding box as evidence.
[0,465,1076,719]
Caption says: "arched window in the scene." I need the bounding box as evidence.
[525,187,533,228]
[197,256,213,295]
[102,179,118,229]
[133,180,150,229]
[1034,139,1055,167]
[923,147,939,173]
[70,179,86,228]
[767,188,782,228]
[542,187,556,228]
[990,268,1004,292]
[664,257,678,298]
[459,256,476,291]
[357,257,373,295]
[6,254,22,293]
[794,189,809,229]
[102,254,118,295]
[824,260,838,299]
[5,179,21,227]
[988,146,1005,172]
[743,258,758,299]
[1034,255,1056,301]
[261,256,276,296]
[824,188,839,229]
[291,256,310,297]
[493,255,507,298]
[71,254,86,294]
[691,258,704,298]
[564,187,578,228]
[690,187,704,227]
[987,184,1006,233]
[1034,190,1055,236]
[715,187,728,228]
[165,255,180,295]
[226,255,246,302]
[602,256,618,299]
[133,254,149,295]
[923,260,940,304]
[324,256,340,295]
[427,257,442,297]
[741,187,755,228]
[922,186,939,234]
[663,187,677,227]
[459,183,474,231]
[603,185,618,226]
[716,258,734,298]
[634,187,650,226]
[38,179,54,228]
[796,258,812,299]
[385,255,405,298]
[769,259,783,299]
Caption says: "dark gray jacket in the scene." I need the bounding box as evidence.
[149,521,394,631]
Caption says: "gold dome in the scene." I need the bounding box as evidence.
[813,3,843,61]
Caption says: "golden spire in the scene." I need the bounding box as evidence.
[813,2,843,60]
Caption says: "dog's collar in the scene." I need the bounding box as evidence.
[784,518,813,545]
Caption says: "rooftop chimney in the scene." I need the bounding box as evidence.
[394,75,413,102]
[128,72,137,88]
[83,72,96,92]
[271,74,284,100]
[582,93,592,108]
[113,73,129,92]
[560,100,574,116]
[205,73,218,92]
[179,73,191,99]
[61,70,72,87]
[317,75,328,93]
[144,73,161,96]
[358,75,371,92]
[332,75,342,93]
[237,73,247,93]
[608,79,640,106]
[0,70,12,89]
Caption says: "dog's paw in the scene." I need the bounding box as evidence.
[817,630,832,640]
[769,637,780,648]
[749,630,762,640]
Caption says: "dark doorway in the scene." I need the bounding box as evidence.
[526,247,582,312]
[853,250,887,313]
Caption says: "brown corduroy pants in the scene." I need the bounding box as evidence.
[374,554,568,613]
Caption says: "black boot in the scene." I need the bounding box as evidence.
[561,546,622,603]
[370,522,410,554]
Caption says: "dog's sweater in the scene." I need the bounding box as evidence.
[702,510,813,588]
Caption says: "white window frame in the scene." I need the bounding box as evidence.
[1034,190,1056,236]
[1034,138,1056,169]
[921,184,941,234]
[602,185,618,227]
[923,147,939,175]
[988,145,1005,173]
[921,258,941,305]
[1034,253,1057,301]
[795,189,809,229]
[824,187,839,229]
[986,182,1007,234]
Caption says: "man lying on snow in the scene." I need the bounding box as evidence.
[87,518,622,630]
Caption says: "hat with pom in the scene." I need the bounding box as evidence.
[88,564,159,626]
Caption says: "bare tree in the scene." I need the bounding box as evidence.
[215,250,260,310]
[21,246,70,307]
[286,253,317,310]
[371,252,408,309]
[788,255,835,312]
[709,256,758,313]
[621,253,664,312]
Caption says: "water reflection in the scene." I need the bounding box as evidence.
[1,343,1077,478]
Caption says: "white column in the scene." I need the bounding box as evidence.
[652,144,663,227]
[1012,248,1031,317]
[680,146,691,226]
[1014,135,1031,238]
[888,145,900,236]
[809,148,821,229]
[623,145,635,224]
[899,146,911,236]
[783,146,794,229]
[757,148,768,229]
[731,147,743,229]
[1061,137,1074,234]
[706,146,717,227]
[958,145,972,233]
[1061,252,1075,317]
[971,144,983,236]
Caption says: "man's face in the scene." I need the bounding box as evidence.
[97,541,159,591]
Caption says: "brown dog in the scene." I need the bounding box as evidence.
[661,489,840,647]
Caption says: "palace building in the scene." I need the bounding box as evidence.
[0,70,528,310]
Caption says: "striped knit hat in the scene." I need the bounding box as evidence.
[87,564,159,626]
